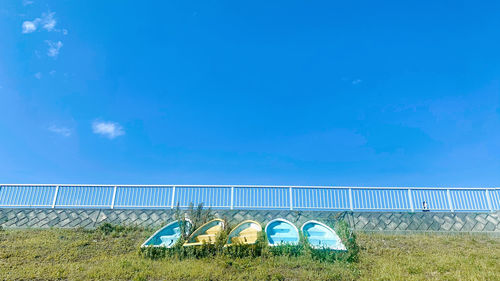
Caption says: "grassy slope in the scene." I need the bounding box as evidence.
[357,233,500,281]
[0,228,498,281]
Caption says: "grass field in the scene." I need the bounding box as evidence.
[0,227,499,280]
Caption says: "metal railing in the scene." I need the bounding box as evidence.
[0,184,499,212]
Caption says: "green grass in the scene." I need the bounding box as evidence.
[0,227,498,280]
[357,233,500,281]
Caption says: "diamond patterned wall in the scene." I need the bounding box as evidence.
[1,208,499,235]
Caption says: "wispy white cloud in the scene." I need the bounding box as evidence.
[48,125,71,137]
[21,11,61,34]
[49,70,56,76]
[22,0,34,6]
[92,121,125,139]
[34,72,42,79]
[46,40,63,57]
[41,12,56,31]
[341,77,363,85]
[22,20,37,33]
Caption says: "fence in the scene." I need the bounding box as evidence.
[0,184,499,212]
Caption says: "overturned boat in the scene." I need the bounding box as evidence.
[301,220,346,250]
[141,220,191,248]
[183,219,224,246]
[226,220,262,246]
[265,218,299,246]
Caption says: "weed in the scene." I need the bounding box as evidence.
[187,203,214,231]
[97,223,133,236]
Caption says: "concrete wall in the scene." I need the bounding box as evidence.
[1,208,499,235]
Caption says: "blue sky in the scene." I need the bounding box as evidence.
[0,1,499,186]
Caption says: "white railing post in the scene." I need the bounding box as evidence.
[289,187,293,210]
[485,189,493,212]
[348,188,353,211]
[110,186,117,209]
[230,186,234,210]
[51,185,59,208]
[408,188,414,212]
[171,186,176,209]
[447,189,454,212]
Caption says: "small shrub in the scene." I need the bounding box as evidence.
[97,223,115,235]
[173,203,192,240]
[225,231,268,258]
[215,228,229,255]
[97,223,139,237]
[334,220,359,263]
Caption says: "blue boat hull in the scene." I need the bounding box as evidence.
[301,220,346,250]
[142,220,191,248]
[265,219,299,246]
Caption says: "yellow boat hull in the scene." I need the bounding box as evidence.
[225,220,262,246]
[183,219,225,246]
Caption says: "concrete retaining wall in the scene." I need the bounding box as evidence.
[1,209,499,235]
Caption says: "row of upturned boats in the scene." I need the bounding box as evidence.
[142,218,346,250]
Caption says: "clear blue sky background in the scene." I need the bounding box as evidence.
[0,1,499,186]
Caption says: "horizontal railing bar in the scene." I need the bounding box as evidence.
[451,208,490,210]
[114,205,230,208]
[0,205,52,207]
[0,205,486,211]
[400,208,452,211]
[53,205,112,208]
[113,205,171,208]
[288,207,352,210]
[232,206,292,209]
[1,184,499,190]
[292,207,425,210]
[349,208,444,210]
[0,205,495,211]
